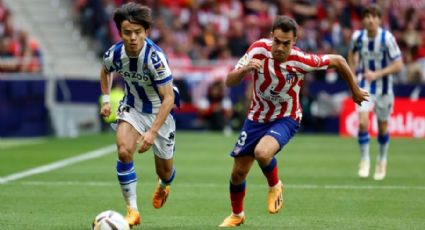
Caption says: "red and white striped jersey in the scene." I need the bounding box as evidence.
[235,38,330,123]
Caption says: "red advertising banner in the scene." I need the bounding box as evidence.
[340,98,425,138]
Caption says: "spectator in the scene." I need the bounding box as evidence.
[196,80,232,133]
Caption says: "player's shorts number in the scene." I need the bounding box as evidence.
[237,131,247,146]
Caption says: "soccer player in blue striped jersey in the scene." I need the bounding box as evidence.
[348,4,403,180]
[99,3,178,227]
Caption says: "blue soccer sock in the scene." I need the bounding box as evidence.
[260,157,280,187]
[116,160,138,210]
[358,131,370,161]
[160,168,176,188]
[230,180,246,215]
[377,133,389,162]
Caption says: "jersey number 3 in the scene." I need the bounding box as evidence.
[237,131,247,146]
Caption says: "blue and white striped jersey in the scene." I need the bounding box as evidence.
[103,38,173,114]
[350,27,401,95]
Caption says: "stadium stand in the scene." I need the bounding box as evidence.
[1,0,425,137]
[2,0,100,77]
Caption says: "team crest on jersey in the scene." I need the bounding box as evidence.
[285,72,297,84]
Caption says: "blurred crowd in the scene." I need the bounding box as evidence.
[74,0,425,84]
[0,0,42,73]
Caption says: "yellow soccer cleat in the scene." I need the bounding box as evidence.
[124,206,141,228]
[268,181,284,214]
[219,214,245,227]
[152,183,170,209]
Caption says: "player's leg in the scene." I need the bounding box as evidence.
[373,95,393,180]
[152,156,175,208]
[374,120,389,180]
[219,155,255,227]
[116,120,141,226]
[149,114,176,208]
[254,117,299,214]
[255,136,283,214]
[254,135,280,186]
[220,118,265,227]
[357,98,373,178]
[358,111,371,178]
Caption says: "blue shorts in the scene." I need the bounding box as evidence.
[230,117,300,157]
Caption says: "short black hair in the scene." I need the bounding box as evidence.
[113,2,152,32]
[271,16,298,37]
[362,4,382,19]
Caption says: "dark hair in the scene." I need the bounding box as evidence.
[271,16,298,37]
[362,4,382,19]
[113,2,152,32]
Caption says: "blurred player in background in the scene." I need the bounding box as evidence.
[219,15,368,227]
[99,2,178,227]
[348,4,403,180]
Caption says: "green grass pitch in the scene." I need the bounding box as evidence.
[0,132,424,229]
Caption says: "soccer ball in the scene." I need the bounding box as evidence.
[92,210,130,230]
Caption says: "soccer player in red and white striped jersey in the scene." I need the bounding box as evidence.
[219,16,368,227]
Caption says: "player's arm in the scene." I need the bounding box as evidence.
[138,82,174,153]
[328,54,369,105]
[226,58,262,87]
[364,59,403,82]
[100,66,114,118]
[347,50,358,74]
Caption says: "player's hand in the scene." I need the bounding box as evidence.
[137,130,156,153]
[364,70,378,82]
[100,103,111,118]
[246,58,263,72]
[352,88,369,106]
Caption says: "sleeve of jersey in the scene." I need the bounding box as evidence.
[386,33,402,61]
[149,51,173,86]
[234,41,266,70]
[349,31,361,53]
[102,47,115,73]
[296,52,330,72]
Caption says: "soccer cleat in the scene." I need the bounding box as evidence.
[152,182,170,209]
[219,214,245,227]
[268,181,284,214]
[373,161,387,180]
[358,159,370,178]
[124,206,141,228]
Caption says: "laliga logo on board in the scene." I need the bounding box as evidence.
[345,111,425,138]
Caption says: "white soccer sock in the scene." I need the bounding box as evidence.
[359,143,370,161]
[377,133,389,162]
[358,132,370,161]
[121,182,138,211]
[116,160,138,211]
[378,143,389,162]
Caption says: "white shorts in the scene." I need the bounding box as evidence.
[116,105,176,159]
[357,94,394,121]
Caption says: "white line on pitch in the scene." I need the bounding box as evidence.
[0,145,116,184]
[13,180,425,191]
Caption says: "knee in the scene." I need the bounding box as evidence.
[254,148,272,164]
[359,117,369,132]
[117,144,134,163]
[231,169,248,184]
[359,122,368,132]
